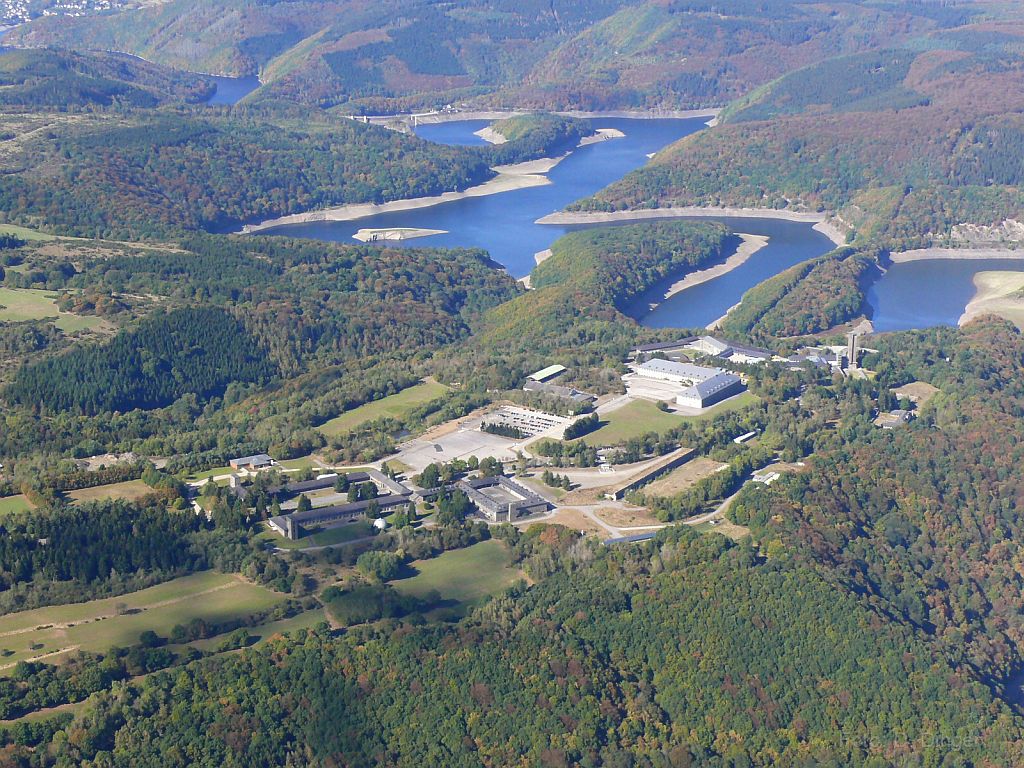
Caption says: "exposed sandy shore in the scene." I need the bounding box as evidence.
[477,125,625,147]
[959,271,1024,328]
[534,248,553,266]
[891,247,1024,263]
[240,160,556,232]
[352,227,447,242]
[474,126,508,144]
[535,207,847,246]
[410,108,720,125]
[578,128,626,147]
[654,233,769,308]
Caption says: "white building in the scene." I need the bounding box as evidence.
[635,359,723,385]
[634,359,745,409]
[676,372,745,409]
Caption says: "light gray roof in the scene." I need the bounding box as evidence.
[231,453,272,465]
[637,359,724,382]
[680,372,742,400]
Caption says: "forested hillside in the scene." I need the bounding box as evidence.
[731,319,1024,686]
[5,0,981,112]
[0,111,493,239]
[0,48,214,107]
[574,23,1024,250]
[26,526,1024,766]
[0,235,520,459]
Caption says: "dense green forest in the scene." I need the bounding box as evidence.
[730,319,1024,686]
[0,111,494,239]
[7,0,981,112]
[0,48,214,108]
[0,235,521,462]
[7,307,275,415]
[17,525,1024,766]
[574,26,1024,250]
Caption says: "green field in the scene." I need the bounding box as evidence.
[0,223,55,241]
[263,519,374,550]
[391,540,519,614]
[0,287,104,332]
[68,479,154,504]
[0,572,284,669]
[183,465,233,482]
[577,394,761,446]
[0,495,34,516]
[575,400,684,445]
[316,380,449,437]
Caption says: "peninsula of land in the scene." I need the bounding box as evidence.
[535,207,847,246]
[352,228,447,243]
[655,233,769,307]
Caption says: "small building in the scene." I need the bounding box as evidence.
[523,379,596,404]
[685,336,773,364]
[676,372,745,409]
[687,336,732,358]
[630,337,698,358]
[527,364,567,383]
[458,475,549,522]
[603,447,696,500]
[229,454,274,472]
[875,409,915,429]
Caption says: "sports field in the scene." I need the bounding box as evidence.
[68,479,154,504]
[0,287,104,332]
[0,572,284,669]
[317,380,449,437]
[391,540,519,612]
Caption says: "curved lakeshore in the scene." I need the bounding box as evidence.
[891,247,1024,263]
[655,233,769,307]
[240,157,563,233]
[535,207,848,246]
[959,271,1024,328]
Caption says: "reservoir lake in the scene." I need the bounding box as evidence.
[252,115,1024,332]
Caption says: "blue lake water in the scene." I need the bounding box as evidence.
[205,74,260,105]
[866,258,1024,332]
[260,117,709,277]
[256,117,1023,332]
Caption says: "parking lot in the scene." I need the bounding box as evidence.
[394,406,571,473]
[480,406,570,438]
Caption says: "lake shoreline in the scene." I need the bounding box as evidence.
[239,158,560,232]
[535,207,847,246]
[891,247,1024,263]
[410,108,720,126]
[959,271,1024,328]
[657,233,769,305]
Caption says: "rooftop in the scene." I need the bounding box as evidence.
[636,359,724,382]
[528,364,567,382]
